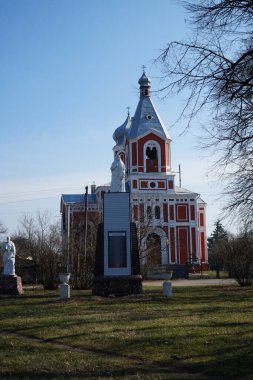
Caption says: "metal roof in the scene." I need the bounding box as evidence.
[197,197,207,205]
[173,187,206,203]
[127,96,171,140]
[61,194,97,204]
[112,73,171,144]
[174,186,198,195]
[138,72,151,86]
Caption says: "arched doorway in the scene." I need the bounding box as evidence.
[146,233,161,266]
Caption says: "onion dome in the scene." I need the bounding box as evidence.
[138,71,151,97]
[113,113,131,146]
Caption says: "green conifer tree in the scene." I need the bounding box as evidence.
[208,220,228,278]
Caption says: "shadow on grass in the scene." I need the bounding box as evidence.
[1,351,253,380]
[1,285,253,380]
[1,287,252,338]
[3,317,252,380]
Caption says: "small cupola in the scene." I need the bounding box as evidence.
[138,71,151,97]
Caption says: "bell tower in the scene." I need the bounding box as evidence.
[123,71,174,192]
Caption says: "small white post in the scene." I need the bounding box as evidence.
[163,281,172,298]
[59,273,71,300]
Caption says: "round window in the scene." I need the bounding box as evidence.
[150,182,156,188]
[146,114,153,120]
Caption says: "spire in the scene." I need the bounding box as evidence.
[138,68,151,97]
[127,72,171,141]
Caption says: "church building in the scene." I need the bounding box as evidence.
[61,71,207,277]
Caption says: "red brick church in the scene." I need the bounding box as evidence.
[61,71,207,277]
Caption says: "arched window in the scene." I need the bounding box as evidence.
[146,146,157,160]
[155,206,160,220]
[144,142,160,172]
[147,205,152,219]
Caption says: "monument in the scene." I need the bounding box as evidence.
[92,155,142,296]
[0,236,23,295]
[110,155,126,192]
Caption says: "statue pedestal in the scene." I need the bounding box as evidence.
[92,275,142,297]
[60,283,70,300]
[0,275,24,295]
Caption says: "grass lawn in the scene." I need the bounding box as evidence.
[0,284,252,380]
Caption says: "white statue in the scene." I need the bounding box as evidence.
[110,154,126,192]
[2,236,16,276]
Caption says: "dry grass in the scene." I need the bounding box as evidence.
[0,284,252,379]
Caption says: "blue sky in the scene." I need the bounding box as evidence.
[0,0,226,235]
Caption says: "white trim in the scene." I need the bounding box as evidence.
[168,226,176,264]
[189,226,193,260]
[174,227,177,264]
[125,145,129,173]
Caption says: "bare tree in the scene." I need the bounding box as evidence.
[0,221,7,234]
[134,200,166,278]
[67,216,99,289]
[222,228,253,286]
[14,211,61,289]
[155,0,253,224]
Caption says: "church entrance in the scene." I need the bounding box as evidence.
[146,233,162,266]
